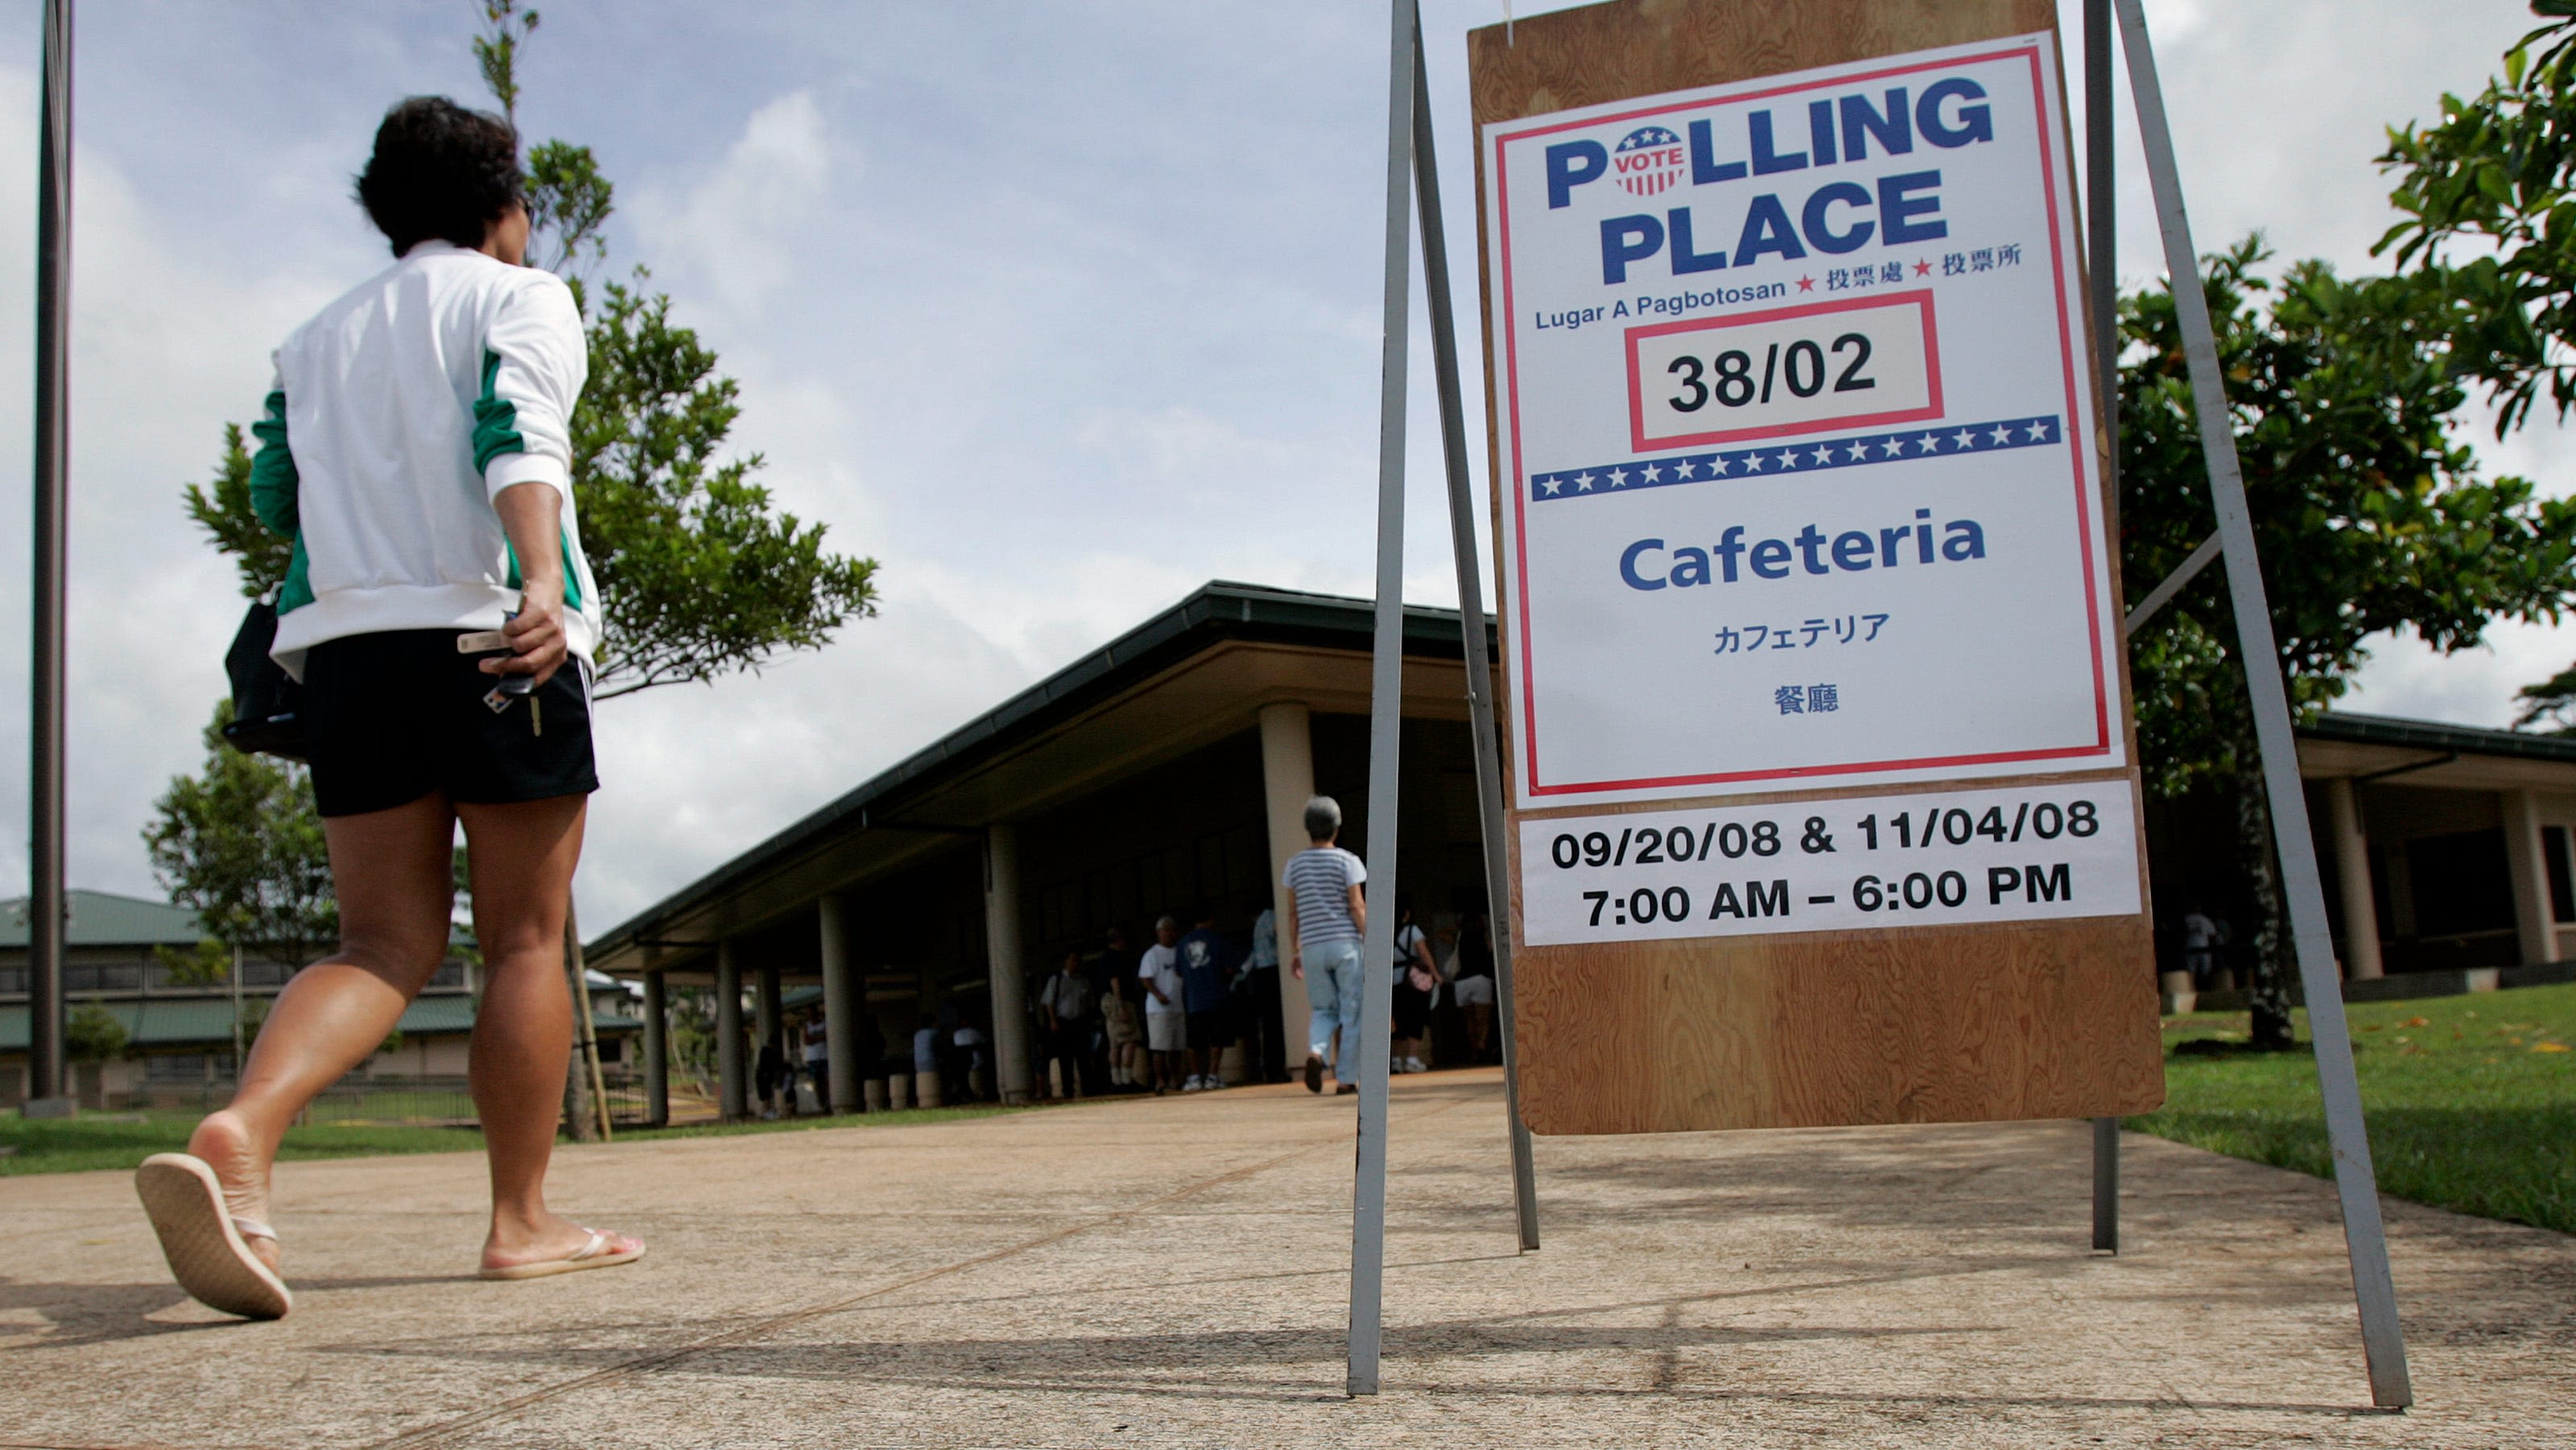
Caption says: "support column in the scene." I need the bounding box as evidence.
[1258,701,1318,1075]
[2326,777,2384,980]
[643,969,670,1128]
[715,940,746,1122]
[985,824,1034,1104]
[820,895,861,1113]
[2502,789,2557,968]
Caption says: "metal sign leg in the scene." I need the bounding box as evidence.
[1347,0,1418,1401]
[1409,11,1539,1254]
[2112,0,2413,1408]
[2091,1117,2120,1253]
[2085,0,2120,1261]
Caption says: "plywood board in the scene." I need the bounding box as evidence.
[1469,0,2165,1134]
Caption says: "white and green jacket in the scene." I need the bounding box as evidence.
[251,240,601,680]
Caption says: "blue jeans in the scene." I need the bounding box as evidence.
[1304,938,1365,1069]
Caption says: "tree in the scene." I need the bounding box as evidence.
[2377,2,2576,729]
[2122,239,2576,1047]
[2378,2,2576,433]
[65,1002,128,1064]
[143,702,339,973]
[153,936,231,989]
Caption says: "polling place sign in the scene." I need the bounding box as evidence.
[1482,35,2120,806]
[1469,2,2161,1135]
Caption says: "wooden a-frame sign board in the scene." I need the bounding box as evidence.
[1470,0,2165,1134]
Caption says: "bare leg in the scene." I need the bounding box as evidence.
[455,794,638,1270]
[188,794,460,1271]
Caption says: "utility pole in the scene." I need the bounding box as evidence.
[23,0,75,1120]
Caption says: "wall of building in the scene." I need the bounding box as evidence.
[2147,776,2576,985]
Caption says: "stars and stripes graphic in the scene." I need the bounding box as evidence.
[1528,415,2063,502]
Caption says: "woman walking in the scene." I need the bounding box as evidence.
[134,97,641,1320]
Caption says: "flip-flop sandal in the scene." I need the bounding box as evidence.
[479,1228,645,1281]
[134,1152,292,1321]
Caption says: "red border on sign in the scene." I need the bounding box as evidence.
[1491,39,2112,799]
[1624,290,1946,452]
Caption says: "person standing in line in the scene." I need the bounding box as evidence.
[2182,906,2223,991]
[1137,916,1187,1094]
[1284,796,1368,1096]
[913,1018,944,1104]
[800,1008,832,1113]
[1037,948,1095,1098]
[1089,926,1133,1090]
[753,1030,786,1120]
[1390,896,1436,1076]
[1237,900,1286,1083]
[134,97,638,1321]
[1102,974,1145,1090]
[1451,911,1498,1064]
[1174,907,1235,1092]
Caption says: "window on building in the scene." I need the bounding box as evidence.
[2406,829,2516,938]
[65,961,143,993]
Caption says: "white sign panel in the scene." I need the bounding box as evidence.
[1517,779,2141,947]
[1483,35,2122,807]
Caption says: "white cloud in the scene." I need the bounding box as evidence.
[629,91,833,317]
[8,0,2575,927]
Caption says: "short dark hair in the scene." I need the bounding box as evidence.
[355,97,522,257]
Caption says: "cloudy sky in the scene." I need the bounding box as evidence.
[0,0,2563,932]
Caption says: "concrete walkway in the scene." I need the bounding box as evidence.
[3,1068,2570,1448]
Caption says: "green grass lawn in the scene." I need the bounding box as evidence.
[2132,980,2576,1235]
[0,1102,1026,1179]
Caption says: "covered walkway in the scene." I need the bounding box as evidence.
[585,582,1509,1124]
[5,1070,2571,1447]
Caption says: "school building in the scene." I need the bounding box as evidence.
[568,580,2576,1119]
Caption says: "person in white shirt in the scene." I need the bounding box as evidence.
[138,97,635,1324]
[1036,949,1096,1098]
[1137,916,1187,1094]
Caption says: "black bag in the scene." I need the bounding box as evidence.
[221,597,308,760]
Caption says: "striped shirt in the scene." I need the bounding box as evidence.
[1285,846,1367,948]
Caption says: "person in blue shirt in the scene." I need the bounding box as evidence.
[1175,906,1236,1092]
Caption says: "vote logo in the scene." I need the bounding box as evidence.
[1614,126,1686,196]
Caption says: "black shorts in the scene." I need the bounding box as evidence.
[1391,983,1430,1038]
[303,629,598,818]
[1184,1009,1231,1051]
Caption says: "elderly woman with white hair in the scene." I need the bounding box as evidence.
[1282,795,1368,1095]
